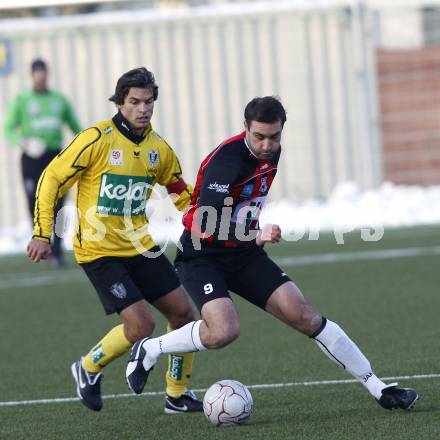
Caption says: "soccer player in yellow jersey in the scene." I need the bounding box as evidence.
[27,67,203,413]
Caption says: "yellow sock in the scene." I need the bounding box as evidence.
[165,324,196,398]
[82,324,132,373]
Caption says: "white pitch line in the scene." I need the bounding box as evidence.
[1,269,80,280]
[1,245,440,290]
[0,270,85,290]
[274,245,440,267]
[0,373,438,408]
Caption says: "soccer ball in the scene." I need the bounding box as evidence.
[203,380,253,427]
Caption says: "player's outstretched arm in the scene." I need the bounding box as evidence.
[33,127,98,242]
[4,95,23,147]
[256,223,282,246]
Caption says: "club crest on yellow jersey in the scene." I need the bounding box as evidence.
[109,149,123,166]
[148,150,159,167]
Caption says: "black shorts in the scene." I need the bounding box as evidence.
[175,248,291,311]
[81,248,180,315]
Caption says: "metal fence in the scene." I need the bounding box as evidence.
[0,1,410,231]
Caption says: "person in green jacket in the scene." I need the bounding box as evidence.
[4,58,81,267]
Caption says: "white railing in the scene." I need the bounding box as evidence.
[1,1,438,235]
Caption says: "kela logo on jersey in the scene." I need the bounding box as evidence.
[259,177,268,194]
[169,355,184,380]
[148,150,159,167]
[96,173,154,216]
[109,149,123,166]
[240,183,254,198]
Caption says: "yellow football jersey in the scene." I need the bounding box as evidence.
[33,118,192,263]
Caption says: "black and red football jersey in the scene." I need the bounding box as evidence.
[179,131,280,257]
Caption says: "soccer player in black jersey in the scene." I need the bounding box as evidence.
[126,96,418,411]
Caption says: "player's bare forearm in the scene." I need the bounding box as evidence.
[27,239,51,262]
[256,224,282,246]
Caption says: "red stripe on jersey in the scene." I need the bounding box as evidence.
[200,131,245,172]
[183,132,246,231]
[166,178,187,194]
[224,241,239,248]
[237,165,278,186]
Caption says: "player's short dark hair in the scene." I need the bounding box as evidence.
[109,67,159,105]
[31,58,47,72]
[244,96,286,127]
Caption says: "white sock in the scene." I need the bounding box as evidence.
[313,318,386,399]
[142,320,206,369]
